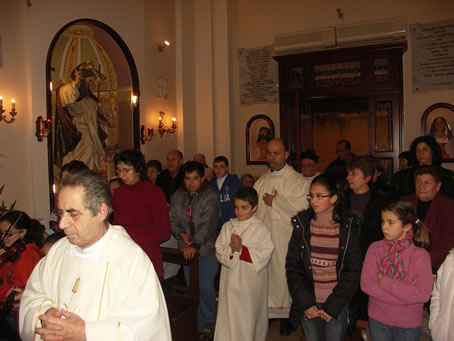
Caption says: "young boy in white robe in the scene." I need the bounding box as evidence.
[214,187,274,341]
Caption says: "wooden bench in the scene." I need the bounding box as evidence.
[161,247,199,341]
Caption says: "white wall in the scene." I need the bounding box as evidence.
[227,0,454,178]
[143,0,178,164]
[0,0,33,214]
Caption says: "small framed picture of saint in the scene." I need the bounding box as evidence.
[422,102,454,162]
[246,114,275,165]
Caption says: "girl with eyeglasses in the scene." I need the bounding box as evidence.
[286,174,362,341]
[0,210,44,340]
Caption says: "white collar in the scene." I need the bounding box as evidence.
[70,226,109,260]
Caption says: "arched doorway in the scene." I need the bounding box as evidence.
[45,18,140,208]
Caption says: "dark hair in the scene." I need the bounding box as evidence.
[429,116,453,141]
[240,173,255,183]
[347,156,375,179]
[114,149,146,180]
[414,165,442,184]
[42,231,65,247]
[213,155,229,167]
[234,187,258,208]
[109,177,124,186]
[398,151,410,160]
[382,200,430,249]
[60,169,112,224]
[338,139,351,150]
[301,151,320,163]
[61,160,88,175]
[183,161,205,177]
[0,210,45,248]
[311,174,342,223]
[70,65,96,80]
[409,135,443,167]
[256,127,272,143]
[367,155,387,183]
[146,160,163,173]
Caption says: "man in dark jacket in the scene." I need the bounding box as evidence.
[169,161,220,336]
[156,149,184,202]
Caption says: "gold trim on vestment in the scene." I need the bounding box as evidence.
[98,262,109,319]
[117,321,121,341]
[33,298,57,340]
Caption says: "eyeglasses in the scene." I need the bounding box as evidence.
[115,167,134,175]
[0,230,21,239]
[306,193,331,201]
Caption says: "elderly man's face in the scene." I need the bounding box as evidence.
[167,151,183,175]
[415,174,441,202]
[58,186,107,248]
[267,140,289,171]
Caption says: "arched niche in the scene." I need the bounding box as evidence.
[45,18,140,208]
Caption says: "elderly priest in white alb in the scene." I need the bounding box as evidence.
[19,170,171,341]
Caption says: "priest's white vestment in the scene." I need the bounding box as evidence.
[254,164,310,318]
[214,216,274,341]
[20,225,171,340]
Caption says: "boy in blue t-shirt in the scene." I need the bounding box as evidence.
[209,156,242,228]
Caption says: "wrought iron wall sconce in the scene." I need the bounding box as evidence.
[158,40,170,52]
[140,125,154,144]
[35,116,52,142]
[0,97,17,124]
[158,111,176,137]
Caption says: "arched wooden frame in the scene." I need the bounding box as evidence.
[246,114,275,165]
[421,102,454,162]
[45,18,140,208]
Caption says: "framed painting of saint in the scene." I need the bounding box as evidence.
[246,114,275,165]
[421,103,454,162]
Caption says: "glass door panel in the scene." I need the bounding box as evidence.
[375,101,393,152]
[300,97,369,171]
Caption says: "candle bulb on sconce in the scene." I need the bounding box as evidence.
[0,96,18,124]
[157,111,177,137]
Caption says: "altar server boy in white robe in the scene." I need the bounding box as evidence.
[214,187,274,341]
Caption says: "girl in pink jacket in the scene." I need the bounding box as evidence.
[360,200,433,341]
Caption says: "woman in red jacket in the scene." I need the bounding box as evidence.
[0,210,44,340]
[112,149,171,281]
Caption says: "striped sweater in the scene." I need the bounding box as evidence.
[310,207,340,304]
